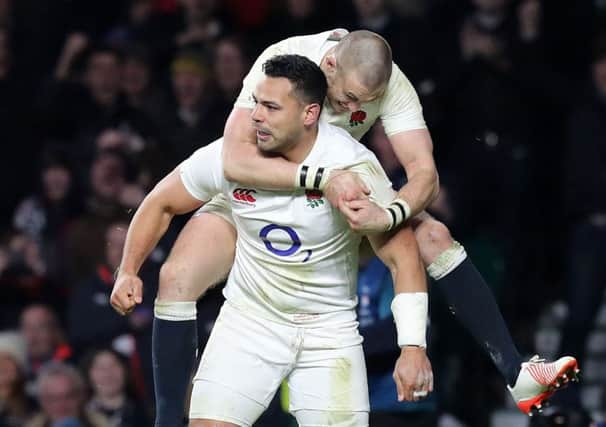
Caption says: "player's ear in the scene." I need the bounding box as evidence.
[303,103,321,126]
[324,54,337,75]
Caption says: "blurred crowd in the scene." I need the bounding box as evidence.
[0,0,605,426]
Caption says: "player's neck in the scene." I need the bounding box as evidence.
[282,125,319,163]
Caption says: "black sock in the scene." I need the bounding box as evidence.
[435,257,523,386]
[152,316,197,427]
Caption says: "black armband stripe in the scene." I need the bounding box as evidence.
[299,165,309,188]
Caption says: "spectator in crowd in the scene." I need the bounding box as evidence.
[64,148,141,283]
[557,39,606,410]
[26,362,108,427]
[207,35,250,128]
[174,0,232,50]
[42,42,153,156]
[82,348,149,427]
[0,232,51,318]
[93,126,167,190]
[12,150,82,287]
[0,332,33,427]
[68,219,152,359]
[44,40,120,140]
[157,50,219,164]
[119,46,164,121]
[19,305,72,388]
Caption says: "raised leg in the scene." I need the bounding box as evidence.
[411,212,523,386]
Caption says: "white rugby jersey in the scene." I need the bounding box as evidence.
[235,29,426,141]
[180,122,396,326]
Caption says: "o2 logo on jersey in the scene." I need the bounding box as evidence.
[232,188,257,205]
[259,224,312,263]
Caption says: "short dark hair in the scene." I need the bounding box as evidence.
[262,54,327,106]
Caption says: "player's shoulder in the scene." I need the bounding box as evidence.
[319,122,377,165]
[382,62,415,100]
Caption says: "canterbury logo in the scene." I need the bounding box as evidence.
[232,188,257,203]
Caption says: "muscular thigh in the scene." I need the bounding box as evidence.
[158,212,236,301]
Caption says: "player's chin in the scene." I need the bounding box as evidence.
[257,139,274,153]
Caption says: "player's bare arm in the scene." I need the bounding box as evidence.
[389,128,439,216]
[339,128,438,233]
[110,169,204,315]
[366,226,433,402]
[222,106,369,200]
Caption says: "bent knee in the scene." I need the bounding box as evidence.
[158,260,200,301]
[414,219,454,264]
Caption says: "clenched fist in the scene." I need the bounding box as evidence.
[110,272,143,316]
[393,346,434,402]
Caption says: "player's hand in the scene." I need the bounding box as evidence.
[110,272,143,316]
[324,170,370,207]
[338,198,391,233]
[393,346,433,402]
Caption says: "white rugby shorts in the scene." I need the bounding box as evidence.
[189,301,369,426]
[195,193,235,226]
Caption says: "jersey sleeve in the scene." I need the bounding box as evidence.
[379,62,427,137]
[234,41,288,110]
[347,158,396,207]
[179,139,225,202]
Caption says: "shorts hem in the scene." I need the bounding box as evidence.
[189,412,252,427]
[289,405,371,412]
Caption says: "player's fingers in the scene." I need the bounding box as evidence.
[402,377,415,402]
[344,199,368,210]
[392,370,405,402]
[399,369,417,401]
[338,200,358,222]
[110,301,125,316]
[416,370,430,397]
[110,293,128,316]
[132,280,143,304]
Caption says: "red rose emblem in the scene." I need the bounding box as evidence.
[305,190,323,200]
[349,110,366,126]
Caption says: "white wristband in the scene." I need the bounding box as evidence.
[295,164,333,191]
[391,292,428,348]
[385,198,411,230]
